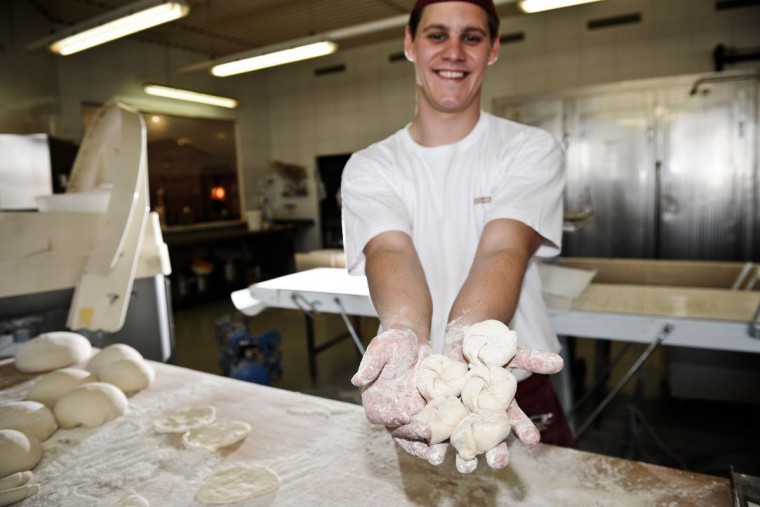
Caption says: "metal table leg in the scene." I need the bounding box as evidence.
[575,324,673,439]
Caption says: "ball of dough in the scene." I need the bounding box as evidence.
[115,493,150,506]
[86,343,143,376]
[450,411,511,461]
[98,358,155,395]
[53,382,128,429]
[462,320,518,367]
[416,354,468,402]
[413,396,469,444]
[461,366,517,413]
[14,332,92,373]
[0,429,43,478]
[0,401,57,442]
[25,367,97,408]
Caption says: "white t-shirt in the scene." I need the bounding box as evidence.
[341,111,565,358]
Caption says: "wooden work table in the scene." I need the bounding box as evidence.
[1,360,731,506]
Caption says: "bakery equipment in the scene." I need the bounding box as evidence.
[0,102,173,361]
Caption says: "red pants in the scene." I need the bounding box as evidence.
[514,373,575,448]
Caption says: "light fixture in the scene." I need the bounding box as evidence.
[211,40,338,77]
[143,84,239,109]
[29,0,189,56]
[518,0,606,13]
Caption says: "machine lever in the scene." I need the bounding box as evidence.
[575,324,673,438]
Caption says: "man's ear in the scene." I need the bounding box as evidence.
[488,38,501,66]
[404,26,415,62]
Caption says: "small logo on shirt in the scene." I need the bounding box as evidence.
[473,196,491,205]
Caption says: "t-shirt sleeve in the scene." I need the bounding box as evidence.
[485,128,565,257]
[341,152,412,275]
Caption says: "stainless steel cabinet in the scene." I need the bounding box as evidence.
[496,70,759,261]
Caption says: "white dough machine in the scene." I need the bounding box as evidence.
[0,102,173,361]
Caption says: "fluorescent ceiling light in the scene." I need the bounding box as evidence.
[211,41,338,77]
[518,0,606,13]
[143,84,238,108]
[44,0,189,55]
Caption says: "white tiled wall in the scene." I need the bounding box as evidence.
[2,0,758,251]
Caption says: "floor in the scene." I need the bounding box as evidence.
[171,299,760,480]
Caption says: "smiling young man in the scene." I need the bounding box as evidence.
[341,0,574,473]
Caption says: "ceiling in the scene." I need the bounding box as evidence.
[27,0,524,62]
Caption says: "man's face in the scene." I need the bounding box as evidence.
[405,2,500,116]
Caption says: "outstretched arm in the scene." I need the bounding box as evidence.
[364,230,432,344]
[351,231,445,463]
[444,218,562,473]
[445,218,540,358]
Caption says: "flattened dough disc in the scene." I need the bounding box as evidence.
[197,465,280,505]
[154,405,215,433]
[182,421,251,451]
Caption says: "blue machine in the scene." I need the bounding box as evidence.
[216,316,282,385]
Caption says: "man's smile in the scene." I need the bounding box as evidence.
[435,69,468,79]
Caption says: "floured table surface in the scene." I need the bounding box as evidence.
[0,360,730,506]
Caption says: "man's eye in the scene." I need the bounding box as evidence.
[428,33,446,41]
[464,35,484,43]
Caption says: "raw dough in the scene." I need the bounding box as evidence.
[450,411,511,461]
[0,484,39,507]
[416,354,468,402]
[460,365,517,413]
[183,421,251,451]
[0,429,43,478]
[25,367,97,408]
[54,382,128,428]
[196,465,280,504]
[154,405,216,433]
[114,493,150,506]
[14,332,92,373]
[413,396,469,444]
[0,471,32,492]
[0,401,57,442]
[86,343,143,376]
[98,358,155,395]
[462,320,518,367]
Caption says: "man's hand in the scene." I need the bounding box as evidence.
[352,328,443,462]
[444,322,564,473]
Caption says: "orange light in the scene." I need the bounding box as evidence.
[210,186,226,201]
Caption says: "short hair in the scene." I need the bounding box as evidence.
[408,7,500,44]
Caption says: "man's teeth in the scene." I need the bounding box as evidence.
[438,70,465,78]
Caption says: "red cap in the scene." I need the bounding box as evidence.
[411,0,498,17]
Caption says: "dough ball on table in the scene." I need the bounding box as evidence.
[450,411,511,462]
[462,320,518,367]
[461,366,517,413]
[183,421,251,452]
[25,367,97,408]
[0,471,33,492]
[197,465,280,505]
[14,332,92,373]
[86,343,143,376]
[98,358,155,395]
[154,405,216,434]
[413,396,469,445]
[0,401,57,442]
[0,483,40,507]
[54,382,128,429]
[0,429,43,478]
[416,354,468,402]
[114,493,150,506]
